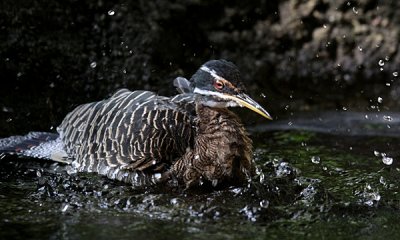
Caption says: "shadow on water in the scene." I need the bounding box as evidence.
[1,111,400,239]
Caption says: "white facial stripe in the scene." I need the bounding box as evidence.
[200,66,225,81]
[193,87,239,108]
[193,87,226,99]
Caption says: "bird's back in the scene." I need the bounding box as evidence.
[58,89,196,180]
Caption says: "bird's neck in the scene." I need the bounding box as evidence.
[195,103,240,129]
[169,102,254,188]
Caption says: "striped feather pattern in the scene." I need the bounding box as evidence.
[58,89,196,176]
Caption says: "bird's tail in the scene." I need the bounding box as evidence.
[0,132,70,163]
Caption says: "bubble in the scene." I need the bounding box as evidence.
[90,62,97,68]
[352,7,359,14]
[108,10,115,16]
[378,59,384,66]
[377,97,383,103]
[358,46,363,52]
[373,150,380,156]
[342,107,347,111]
[323,24,327,28]
[260,93,266,98]
[311,156,320,164]
[393,72,398,77]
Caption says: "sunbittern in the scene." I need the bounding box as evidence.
[0,60,272,188]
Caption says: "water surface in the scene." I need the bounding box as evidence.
[1,112,399,239]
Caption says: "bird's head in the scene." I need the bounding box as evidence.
[190,59,272,120]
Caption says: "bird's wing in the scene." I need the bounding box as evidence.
[173,77,193,93]
[58,89,195,174]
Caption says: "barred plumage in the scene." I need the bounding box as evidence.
[58,89,195,177]
[0,59,272,188]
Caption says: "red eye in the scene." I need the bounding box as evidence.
[213,80,224,90]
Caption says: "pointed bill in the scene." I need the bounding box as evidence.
[223,93,273,120]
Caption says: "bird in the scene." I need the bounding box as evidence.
[0,59,272,188]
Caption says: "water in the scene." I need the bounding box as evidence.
[1,112,400,239]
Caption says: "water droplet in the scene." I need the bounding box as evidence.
[90,62,97,68]
[154,173,162,180]
[259,200,269,208]
[212,179,218,187]
[311,156,321,164]
[393,72,398,77]
[382,156,393,165]
[374,150,380,156]
[383,115,392,121]
[61,203,70,212]
[379,176,385,184]
[108,10,115,16]
[325,41,331,47]
[352,7,358,14]
[342,106,347,111]
[385,56,390,61]
[365,114,369,119]
[170,198,179,205]
[378,59,384,66]
[377,97,383,103]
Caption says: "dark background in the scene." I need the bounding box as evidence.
[1,0,399,137]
